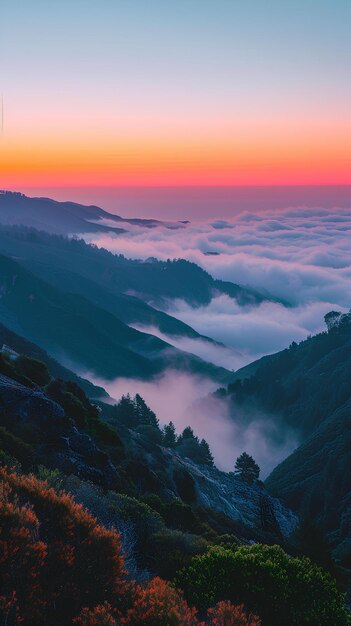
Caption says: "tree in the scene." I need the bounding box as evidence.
[199,439,214,467]
[234,452,260,483]
[134,394,159,427]
[112,394,138,427]
[178,426,196,443]
[177,428,214,467]
[162,421,177,448]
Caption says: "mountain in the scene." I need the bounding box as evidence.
[0,253,231,382]
[0,222,278,315]
[0,190,168,234]
[218,311,351,562]
[0,224,215,338]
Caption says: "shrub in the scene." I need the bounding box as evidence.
[0,426,34,468]
[123,577,198,626]
[207,601,261,626]
[175,544,351,626]
[74,602,117,626]
[0,479,47,624]
[148,529,207,579]
[164,500,199,531]
[0,467,126,625]
[15,355,51,387]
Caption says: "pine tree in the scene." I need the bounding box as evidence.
[234,451,260,483]
[134,394,159,427]
[199,438,214,467]
[178,426,196,445]
[162,421,177,448]
[112,394,138,427]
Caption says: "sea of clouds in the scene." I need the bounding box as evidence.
[88,206,351,358]
[83,205,351,474]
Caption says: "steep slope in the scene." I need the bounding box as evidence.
[0,322,106,397]
[0,254,231,382]
[218,311,351,558]
[265,402,351,560]
[0,225,211,339]
[222,312,351,438]
[0,361,297,546]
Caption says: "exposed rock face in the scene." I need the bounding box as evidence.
[161,450,298,539]
[0,374,119,489]
[122,431,298,541]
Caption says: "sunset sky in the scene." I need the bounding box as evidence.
[1,0,351,187]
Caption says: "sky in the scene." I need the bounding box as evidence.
[1,0,351,188]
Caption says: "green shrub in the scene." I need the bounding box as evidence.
[0,426,33,468]
[15,355,51,386]
[175,544,351,626]
[141,493,166,516]
[164,500,200,533]
[149,529,208,579]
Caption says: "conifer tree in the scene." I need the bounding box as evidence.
[199,438,214,467]
[162,421,177,448]
[134,393,159,427]
[234,451,260,483]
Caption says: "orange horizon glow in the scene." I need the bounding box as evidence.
[1,127,351,188]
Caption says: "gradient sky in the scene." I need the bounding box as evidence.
[1,0,351,187]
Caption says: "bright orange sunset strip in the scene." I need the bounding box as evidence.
[1,135,350,187]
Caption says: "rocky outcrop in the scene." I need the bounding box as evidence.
[162,450,298,539]
[0,374,119,489]
[121,430,298,541]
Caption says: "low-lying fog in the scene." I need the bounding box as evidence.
[81,205,351,476]
[87,369,298,479]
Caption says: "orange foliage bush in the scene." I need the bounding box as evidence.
[207,600,261,626]
[122,576,199,626]
[74,602,117,626]
[0,467,126,626]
